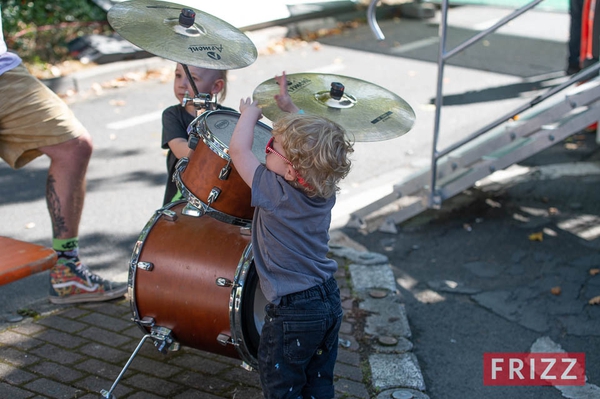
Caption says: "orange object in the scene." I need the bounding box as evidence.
[0,236,57,286]
[581,0,598,66]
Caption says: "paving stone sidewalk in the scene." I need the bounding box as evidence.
[0,235,426,399]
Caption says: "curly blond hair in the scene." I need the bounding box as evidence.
[272,113,353,198]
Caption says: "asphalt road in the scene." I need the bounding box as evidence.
[2,5,596,399]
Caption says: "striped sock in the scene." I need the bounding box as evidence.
[52,237,80,265]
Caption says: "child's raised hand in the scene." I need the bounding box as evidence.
[274,71,300,114]
[239,97,262,119]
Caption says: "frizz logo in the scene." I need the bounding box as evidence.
[483,353,585,386]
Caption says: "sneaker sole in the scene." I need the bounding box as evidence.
[48,286,128,305]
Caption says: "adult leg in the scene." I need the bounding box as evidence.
[0,64,127,304]
[41,132,127,304]
[39,132,92,240]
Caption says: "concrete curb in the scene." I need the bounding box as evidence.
[329,238,430,399]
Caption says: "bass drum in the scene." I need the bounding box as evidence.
[129,201,267,369]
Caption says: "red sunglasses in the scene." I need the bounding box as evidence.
[265,136,294,166]
[265,136,312,189]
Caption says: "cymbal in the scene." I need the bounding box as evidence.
[252,73,416,142]
[107,0,257,70]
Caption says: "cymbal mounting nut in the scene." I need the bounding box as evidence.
[330,82,344,100]
[179,8,195,28]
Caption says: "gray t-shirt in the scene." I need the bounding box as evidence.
[251,164,337,304]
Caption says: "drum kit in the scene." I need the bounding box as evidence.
[101,1,416,397]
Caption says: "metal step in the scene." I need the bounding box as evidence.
[349,76,600,233]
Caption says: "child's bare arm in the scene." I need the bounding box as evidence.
[274,71,300,113]
[168,137,192,159]
[230,98,262,188]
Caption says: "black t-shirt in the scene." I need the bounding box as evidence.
[160,104,235,205]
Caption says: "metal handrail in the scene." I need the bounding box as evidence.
[430,0,548,207]
[367,0,599,210]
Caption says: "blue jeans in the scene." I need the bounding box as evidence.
[258,277,342,399]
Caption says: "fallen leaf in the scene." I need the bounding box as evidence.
[528,232,543,241]
[565,142,579,150]
[590,269,600,276]
[589,296,600,305]
[550,286,561,296]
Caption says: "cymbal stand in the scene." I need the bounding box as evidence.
[181,64,217,112]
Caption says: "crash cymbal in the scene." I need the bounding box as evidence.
[107,0,257,69]
[253,73,416,142]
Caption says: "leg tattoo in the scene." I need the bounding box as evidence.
[47,174,68,237]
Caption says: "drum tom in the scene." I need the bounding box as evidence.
[174,110,271,226]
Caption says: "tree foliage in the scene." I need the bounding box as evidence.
[1,0,109,64]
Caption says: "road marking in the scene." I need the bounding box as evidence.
[106,110,163,130]
[473,18,503,31]
[530,336,600,398]
[389,37,439,55]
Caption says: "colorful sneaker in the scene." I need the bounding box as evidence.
[49,260,127,304]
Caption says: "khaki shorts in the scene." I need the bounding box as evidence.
[0,63,87,169]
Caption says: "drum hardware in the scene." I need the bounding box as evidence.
[177,185,251,226]
[207,187,221,205]
[188,130,200,150]
[182,90,217,111]
[136,261,154,271]
[134,316,155,327]
[107,0,258,70]
[253,73,417,142]
[240,227,251,236]
[182,202,202,218]
[216,277,234,287]
[160,208,178,222]
[101,325,179,399]
[219,160,232,180]
[240,362,254,372]
[151,326,180,353]
[217,333,235,346]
